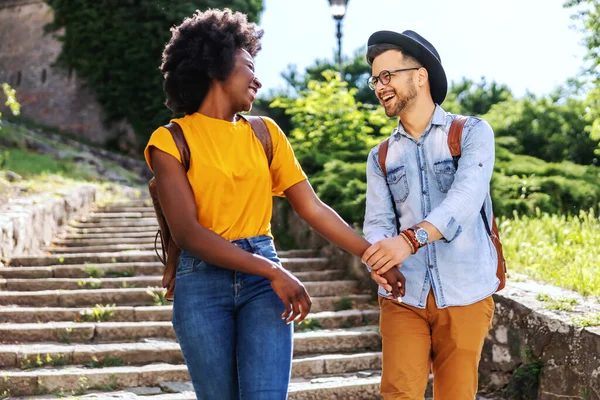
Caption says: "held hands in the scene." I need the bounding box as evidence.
[362,236,412,275]
[268,265,312,324]
[370,267,406,301]
[363,236,412,301]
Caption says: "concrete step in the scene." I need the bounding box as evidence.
[5,253,331,271]
[0,352,382,396]
[0,287,370,311]
[1,278,357,296]
[0,309,380,337]
[0,262,163,279]
[0,327,381,368]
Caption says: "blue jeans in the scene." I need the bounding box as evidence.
[173,236,293,400]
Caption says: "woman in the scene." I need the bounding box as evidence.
[145,8,397,400]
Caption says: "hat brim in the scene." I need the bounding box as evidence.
[368,31,447,105]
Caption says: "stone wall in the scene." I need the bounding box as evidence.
[0,185,96,259]
[0,0,135,148]
[272,204,600,399]
[481,279,600,399]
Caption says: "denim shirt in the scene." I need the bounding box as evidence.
[363,105,499,309]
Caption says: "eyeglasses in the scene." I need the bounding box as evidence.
[367,68,420,90]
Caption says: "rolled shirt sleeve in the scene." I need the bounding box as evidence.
[424,119,495,242]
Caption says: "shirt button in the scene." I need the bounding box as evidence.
[417,143,421,147]
[429,264,434,269]
[421,166,425,171]
[423,191,427,195]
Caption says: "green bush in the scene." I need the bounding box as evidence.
[272,71,394,223]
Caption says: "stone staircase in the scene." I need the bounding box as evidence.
[0,199,384,399]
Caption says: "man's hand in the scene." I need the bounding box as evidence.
[362,236,412,275]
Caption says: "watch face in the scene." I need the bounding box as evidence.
[415,228,428,245]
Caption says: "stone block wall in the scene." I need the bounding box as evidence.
[0,0,135,147]
[0,185,96,259]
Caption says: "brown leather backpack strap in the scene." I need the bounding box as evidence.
[240,115,273,167]
[163,122,191,172]
[448,116,468,163]
[378,138,390,177]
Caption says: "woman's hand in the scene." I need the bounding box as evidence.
[268,265,312,324]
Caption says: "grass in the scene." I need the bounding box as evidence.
[536,293,579,311]
[84,355,124,369]
[75,304,115,323]
[21,353,68,370]
[333,296,353,311]
[147,288,170,306]
[294,319,323,332]
[571,313,600,328]
[500,209,600,296]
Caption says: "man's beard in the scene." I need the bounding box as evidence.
[385,82,418,117]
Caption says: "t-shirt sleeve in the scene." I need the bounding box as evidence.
[263,117,307,197]
[143,126,182,172]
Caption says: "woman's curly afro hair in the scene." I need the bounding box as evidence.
[160,8,264,115]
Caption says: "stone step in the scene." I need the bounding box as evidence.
[62,229,159,237]
[84,212,157,219]
[0,309,380,336]
[0,353,382,397]
[0,287,168,307]
[1,278,357,296]
[0,287,370,311]
[0,262,163,279]
[5,253,331,271]
[98,201,152,210]
[53,237,158,247]
[70,219,159,229]
[6,251,159,267]
[45,243,160,253]
[0,263,344,282]
[9,372,381,399]
[95,207,154,213]
[0,327,381,368]
[19,377,499,399]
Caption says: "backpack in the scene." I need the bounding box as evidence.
[148,115,274,301]
[377,116,506,292]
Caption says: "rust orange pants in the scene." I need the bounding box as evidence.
[379,291,494,400]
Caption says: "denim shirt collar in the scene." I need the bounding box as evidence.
[393,104,446,141]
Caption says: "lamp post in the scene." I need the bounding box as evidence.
[328,0,348,80]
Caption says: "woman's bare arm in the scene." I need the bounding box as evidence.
[150,147,311,322]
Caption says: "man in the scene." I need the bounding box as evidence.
[361,30,498,399]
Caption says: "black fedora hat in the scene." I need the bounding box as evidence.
[367,30,447,105]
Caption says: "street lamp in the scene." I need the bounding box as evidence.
[328,0,349,79]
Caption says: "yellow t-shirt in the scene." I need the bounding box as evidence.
[144,113,307,241]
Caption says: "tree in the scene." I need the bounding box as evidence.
[45,0,264,147]
[281,48,376,104]
[272,71,395,222]
[484,88,599,165]
[564,0,600,153]
[443,77,513,116]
